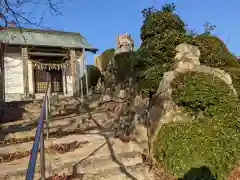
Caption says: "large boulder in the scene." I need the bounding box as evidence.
[148,43,237,147]
[161,43,237,97]
[174,43,200,69]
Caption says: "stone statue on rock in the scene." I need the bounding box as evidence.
[115,33,134,54]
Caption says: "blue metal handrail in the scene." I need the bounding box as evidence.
[25,82,51,180]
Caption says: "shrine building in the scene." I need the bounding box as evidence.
[0,27,98,102]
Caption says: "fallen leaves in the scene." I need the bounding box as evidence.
[0,136,34,145]
[0,128,85,145]
[48,141,88,154]
[46,175,73,180]
[0,141,88,163]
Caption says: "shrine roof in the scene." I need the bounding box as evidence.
[0,27,98,53]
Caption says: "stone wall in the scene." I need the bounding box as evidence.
[0,46,4,118]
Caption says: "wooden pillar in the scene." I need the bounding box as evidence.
[21,47,29,99]
[83,49,89,96]
[31,63,36,99]
[70,49,77,96]
[79,51,84,97]
[0,46,4,100]
[0,45,5,120]
[80,76,83,97]
[76,69,80,97]
[64,67,68,95]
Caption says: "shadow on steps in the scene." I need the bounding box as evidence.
[72,110,140,180]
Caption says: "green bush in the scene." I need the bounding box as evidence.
[153,71,240,180]
[114,52,135,83]
[153,117,240,180]
[194,34,240,68]
[137,64,164,97]
[171,71,237,117]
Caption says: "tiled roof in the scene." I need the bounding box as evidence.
[0,27,98,53]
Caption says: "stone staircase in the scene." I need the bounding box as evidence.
[0,96,155,180]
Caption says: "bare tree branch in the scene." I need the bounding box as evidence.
[0,0,64,29]
[0,0,65,107]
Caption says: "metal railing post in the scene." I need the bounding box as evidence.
[45,77,51,140]
[26,79,50,180]
[40,125,45,180]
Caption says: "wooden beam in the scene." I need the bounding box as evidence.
[29,46,68,52]
[70,49,77,96]
[28,52,68,57]
[22,47,29,99]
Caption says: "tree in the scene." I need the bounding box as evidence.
[135,3,193,97]
[0,0,64,62]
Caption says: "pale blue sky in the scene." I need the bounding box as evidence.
[28,0,240,64]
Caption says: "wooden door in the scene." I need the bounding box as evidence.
[50,69,63,93]
[34,69,63,93]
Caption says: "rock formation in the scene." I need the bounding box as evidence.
[126,43,238,155]
[94,55,103,72]
[175,43,236,95]
[150,43,237,143]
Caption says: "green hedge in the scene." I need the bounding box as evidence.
[153,72,240,180]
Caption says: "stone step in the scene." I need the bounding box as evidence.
[1,95,103,123]
[79,163,154,180]
[0,114,83,136]
[74,151,143,174]
[0,133,108,154]
[1,111,113,143]
[0,137,143,180]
